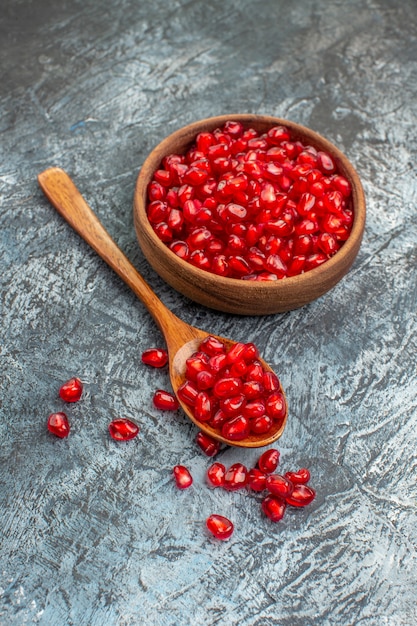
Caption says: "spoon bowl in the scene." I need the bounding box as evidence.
[38,167,287,447]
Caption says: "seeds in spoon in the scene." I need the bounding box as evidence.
[181,336,286,439]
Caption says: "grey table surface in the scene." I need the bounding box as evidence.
[1,1,417,625]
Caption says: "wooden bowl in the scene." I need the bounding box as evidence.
[133,114,366,315]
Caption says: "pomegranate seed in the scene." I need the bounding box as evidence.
[207,462,226,487]
[209,408,228,429]
[242,380,264,399]
[59,377,83,403]
[221,415,250,441]
[147,200,168,223]
[196,431,221,456]
[200,335,226,356]
[245,361,264,382]
[172,465,193,489]
[185,352,209,380]
[108,418,139,441]
[169,240,189,260]
[220,393,246,417]
[262,494,287,522]
[194,391,214,422]
[148,181,166,201]
[208,353,228,373]
[47,412,70,438]
[257,448,280,474]
[250,414,273,434]
[263,371,280,393]
[286,483,316,507]
[265,391,287,421]
[247,468,267,491]
[177,380,199,406]
[206,514,234,540]
[195,370,215,390]
[224,462,248,491]
[213,376,242,399]
[285,468,311,485]
[141,348,168,368]
[153,389,179,411]
[243,399,266,419]
[266,474,294,499]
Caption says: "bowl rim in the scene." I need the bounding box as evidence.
[134,113,366,294]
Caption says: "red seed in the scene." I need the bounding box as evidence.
[285,468,311,485]
[153,389,179,411]
[207,462,226,487]
[177,380,199,406]
[194,391,214,422]
[265,391,287,421]
[220,393,247,417]
[266,474,294,498]
[173,465,193,489]
[262,371,280,393]
[247,468,267,491]
[213,377,243,399]
[199,335,226,356]
[141,348,168,368]
[47,412,70,438]
[108,418,139,441]
[243,399,266,419]
[262,494,287,522]
[206,514,234,540]
[224,462,248,491]
[250,414,273,434]
[286,483,316,507]
[221,415,250,441]
[196,431,221,456]
[195,370,215,390]
[59,377,83,403]
[257,448,280,474]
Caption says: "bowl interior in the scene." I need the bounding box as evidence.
[133,114,366,315]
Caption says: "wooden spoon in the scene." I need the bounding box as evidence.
[38,167,287,448]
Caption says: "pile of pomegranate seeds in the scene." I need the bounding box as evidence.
[205,447,315,526]
[177,335,286,440]
[147,120,353,280]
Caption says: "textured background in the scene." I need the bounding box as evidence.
[1,0,417,624]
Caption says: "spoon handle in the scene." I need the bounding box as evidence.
[37,167,184,337]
